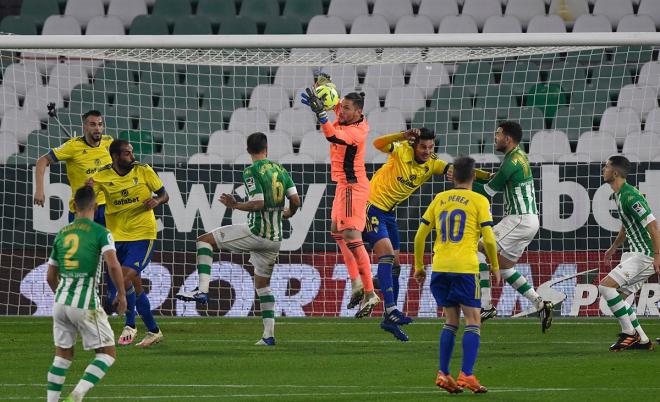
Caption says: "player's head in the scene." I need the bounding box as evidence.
[82,110,104,142]
[109,139,135,169]
[604,155,630,183]
[412,128,436,163]
[338,92,364,125]
[246,132,268,156]
[453,156,476,185]
[495,121,523,152]
[74,185,97,213]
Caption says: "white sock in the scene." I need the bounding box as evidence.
[351,277,363,292]
[628,305,649,343]
[197,241,213,293]
[599,285,635,335]
[47,356,71,402]
[502,268,543,310]
[478,253,492,309]
[256,287,275,338]
[72,353,115,398]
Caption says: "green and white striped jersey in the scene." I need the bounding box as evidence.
[478,146,538,216]
[615,182,655,256]
[243,159,297,242]
[48,217,115,310]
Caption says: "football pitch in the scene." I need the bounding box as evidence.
[2,317,659,401]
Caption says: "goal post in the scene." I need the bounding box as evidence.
[1,33,659,318]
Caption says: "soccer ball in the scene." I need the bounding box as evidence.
[315,84,339,111]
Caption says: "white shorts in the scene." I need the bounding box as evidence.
[211,224,281,277]
[53,303,115,350]
[493,214,539,262]
[608,252,655,294]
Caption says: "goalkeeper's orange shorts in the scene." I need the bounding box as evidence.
[331,180,370,232]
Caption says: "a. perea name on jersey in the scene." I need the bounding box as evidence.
[113,196,140,206]
[447,195,470,205]
[396,175,418,188]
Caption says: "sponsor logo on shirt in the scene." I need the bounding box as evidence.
[632,201,646,217]
[246,176,256,192]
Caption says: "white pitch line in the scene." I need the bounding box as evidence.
[162,339,612,345]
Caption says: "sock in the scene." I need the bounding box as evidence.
[462,325,481,376]
[392,263,401,302]
[125,284,136,328]
[501,268,543,309]
[257,287,275,338]
[599,285,635,335]
[478,253,492,309]
[136,291,159,333]
[347,240,374,292]
[628,306,649,343]
[47,356,71,402]
[332,233,360,283]
[197,241,213,293]
[71,353,115,399]
[439,323,458,375]
[377,255,396,311]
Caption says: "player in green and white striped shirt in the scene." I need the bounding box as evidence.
[176,132,301,345]
[473,121,554,333]
[599,155,660,351]
[46,186,126,402]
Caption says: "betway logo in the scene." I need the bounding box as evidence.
[31,166,660,248]
[32,169,324,251]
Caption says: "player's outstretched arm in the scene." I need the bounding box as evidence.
[413,220,432,284]
[103,249,127,314]
[372,129,419,152]
[220,193,265,212]
[604,226,626,262]
[644,220,660,274]
[34,153,55,207]
[481,225,500,286]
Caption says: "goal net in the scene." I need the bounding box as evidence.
[1,34,659,318]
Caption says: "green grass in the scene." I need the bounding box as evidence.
[1,317,659,401]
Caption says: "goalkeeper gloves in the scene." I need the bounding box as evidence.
[301,88,328,124]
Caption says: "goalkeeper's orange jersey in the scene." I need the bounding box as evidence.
[320,112,369,185]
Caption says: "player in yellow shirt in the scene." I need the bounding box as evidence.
[363,128,490,341]
[33,110,120,310]
[413,156,500,394]
[90,139,169,348]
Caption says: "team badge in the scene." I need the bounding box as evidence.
[94,159,100,165]
[121,189,129,197]
[134,177,139,185]
[246,176,256,192]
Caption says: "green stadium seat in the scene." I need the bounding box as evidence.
[452,61,493,88]
[197,0,236,28]
[474,83,521,109]
[129,15,170,35]
[217,16,258,34]
[566,48,607,65]
[138,108,180,142]
[20,0,60,28]
[104,114,133,138]
[570,89,610,119]
[158,85,201,117]
[225,66,272,99]
[152,0,193,25]
[202,87,245,121]
[613,46,654,76]
[25,130,52,163]
[119,130,154,155]
[239,0,280,25]
[589,64,633,94]
[185,65,225,88]
[0,16,38,35]
[497,106,545,141]
[458,108,498,152]
[552,105,595,142]
[264,16,303,34]
[141,63,180,89]
[283,0,323,25]
[47,109,80,138]
[172,15,213,35]
[429,86,473,111]
[185,109,225,134]
[115,84,155,117]
[68,83,106,114]
[411,108,456,136]
[160,132,200,161]
[547,63,588,93]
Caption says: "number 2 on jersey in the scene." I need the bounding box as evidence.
[439,209,466,242]
[63,233,80,269]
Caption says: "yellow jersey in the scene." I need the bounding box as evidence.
[91,162,164,241]
[421,188,494,274]
[49,135,113,212]
[369,141,449,211]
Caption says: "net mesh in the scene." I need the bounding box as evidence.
[1,44,659,318]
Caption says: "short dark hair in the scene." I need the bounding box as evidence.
[109,139,129,158]
[415,127,436,143]
[343,92,365,110]
[498,121,523,144]
[82,110,102,122]
[608,155,630,177]
[453,156,475,183]
[247,132,268,155]
[74,185,96,211]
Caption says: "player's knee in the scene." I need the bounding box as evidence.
[598,283,616,296]
[97,346,116,358]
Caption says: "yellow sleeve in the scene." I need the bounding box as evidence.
[431,158,449,175]
[478,197,499,271]
[50,139,76,161]
[372,132,404,153]
[414,197,438,271]
[475,168,492,181]
[144,165,164,192]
